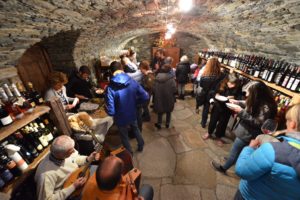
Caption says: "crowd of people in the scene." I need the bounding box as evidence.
[36,47,300,200]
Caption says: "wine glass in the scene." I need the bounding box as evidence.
[261,119,278,135]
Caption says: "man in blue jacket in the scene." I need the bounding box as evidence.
[105,61,149,155]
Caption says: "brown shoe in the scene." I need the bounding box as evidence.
[202,133,210,140]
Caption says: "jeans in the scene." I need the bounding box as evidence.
[201,101,210,127]
[139,184,154,200]
[234,189,245,200]
[222,137,248,170]
[118,120,144,154]
[177,83,186,95]
[157,112,171,125]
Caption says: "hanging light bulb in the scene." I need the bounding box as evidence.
[165,32,172,40]
[179,0,193,12]
[167,23,173,30]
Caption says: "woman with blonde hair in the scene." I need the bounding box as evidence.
[176,55,191,100]
[197,57,225,128]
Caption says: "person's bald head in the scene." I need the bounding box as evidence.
[96,156,124,191]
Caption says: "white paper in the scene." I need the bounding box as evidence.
[72,97,79,106]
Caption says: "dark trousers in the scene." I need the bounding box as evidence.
[234,190,245,200]
[118,120,144,154]
[142,101,151,121]
[208,105,231,138]
[201,101,210,126]
[139,184,154,200]
[157,112,171,125]
[137,105,143,132]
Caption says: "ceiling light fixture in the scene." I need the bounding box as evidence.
[163,0,193,40]
[179,0,193,12]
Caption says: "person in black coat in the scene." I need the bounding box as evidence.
[202,73,242,146]
[67,66,93,101]
[176,55,191,100]
[198,58,225,128]
[153,64,176,129]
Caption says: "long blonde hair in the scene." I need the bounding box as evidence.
[202,57,221,76]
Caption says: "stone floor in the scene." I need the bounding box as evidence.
[123,97,240,200]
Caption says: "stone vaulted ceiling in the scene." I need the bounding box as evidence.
[0,0,300,68]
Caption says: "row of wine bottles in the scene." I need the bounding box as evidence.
[0,82,44,127]
[0,115,57,189]
[199,51,300,93]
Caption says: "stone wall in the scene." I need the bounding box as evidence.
[0,0,299,75]
[40,30,81,75]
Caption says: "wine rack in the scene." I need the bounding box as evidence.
[0,105,51,194]
[199,56,299,99]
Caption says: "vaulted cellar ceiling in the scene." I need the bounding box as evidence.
[0,0,299,68]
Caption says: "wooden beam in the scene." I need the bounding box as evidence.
[0,67,18,80]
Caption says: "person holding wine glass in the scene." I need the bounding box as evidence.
[234,103,300,200]
[211,81,277,174]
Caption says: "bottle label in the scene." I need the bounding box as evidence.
[0,115,13,125]
[6,161,17,169]
[268,72,274,82]
[31,102,36,108]
[39,137,48,147]
[46,133,54,141]
[38,98,44,104]
[286,77,295,89]
[16,159,26,167]
[275,74,282,84]
[254,71,260,77]
[1,169,14,182]
[291,79,300,91]
[281,76,290,87]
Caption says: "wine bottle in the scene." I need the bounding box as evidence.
[286,67,297,89]
[27,82,44,105]
[275,63,289,85]
[281,65,294,88]
[6,137,34,164]
[16,82,36,109]
[0,101,13,126]
[267,61,280,82]
[0,163,14,184]
[21,126,44,153]
[13,131,39,158]
[0,87,24,120]
[291,67,300,92]
[33,124,48,148]
[39,122,54,143]
[5,144,28,172]
[0,149,22,177]
[11,83,33,113]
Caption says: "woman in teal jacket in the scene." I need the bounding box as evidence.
[235,104,300,200]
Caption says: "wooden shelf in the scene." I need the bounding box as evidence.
[0,105,50,141]
[200,56,299,98]
[1,145,51,194]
